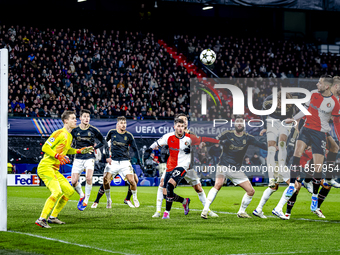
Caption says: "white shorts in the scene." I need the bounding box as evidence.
[158,163,167,177]
[184,169,201,186]
[266,117,292,142]
[104,160,134,181]
[216,165,249,186]
[161,169,166,179]
[71,158,95,174]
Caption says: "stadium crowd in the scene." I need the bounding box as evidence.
[1,25,190,119]
[180,34,336,121]
[175,34,334,79]
[1,25,337,121]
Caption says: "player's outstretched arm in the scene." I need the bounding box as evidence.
[190,132,219,146]
[67,146,94,155]
[93,127,109,150]
[333,116,340,141]
[131,137,143,167]
[249,135,268,150]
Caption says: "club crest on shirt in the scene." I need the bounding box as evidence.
[327,103,331,108]
[243,139,246,144]
[185,141,189,146]
[49,137,55,143]
[124,136,127,140]
[88,131,91,136]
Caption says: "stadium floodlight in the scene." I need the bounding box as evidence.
[0,49,8,231]
[202,6,213,10]
[77,0,87,2]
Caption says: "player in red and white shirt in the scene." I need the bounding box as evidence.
[148,118,191,219]
[151,114,220,218]
[285,75,340,212]
[326,76,340,188]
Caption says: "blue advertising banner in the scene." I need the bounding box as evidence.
[8,118,339,140]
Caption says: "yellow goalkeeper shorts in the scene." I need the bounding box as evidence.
[38,164,74,198]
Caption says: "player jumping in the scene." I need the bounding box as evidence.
[284,75,340,212]
[253,92,294,219]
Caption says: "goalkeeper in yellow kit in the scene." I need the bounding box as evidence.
[35,111,94,228]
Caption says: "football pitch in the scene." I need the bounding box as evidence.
[1,186,340,255]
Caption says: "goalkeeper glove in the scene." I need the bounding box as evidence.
[55,154,70,165]
[77,146,94,154]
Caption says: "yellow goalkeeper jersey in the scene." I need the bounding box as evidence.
[39,127,77,170]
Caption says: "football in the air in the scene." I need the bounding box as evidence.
[200,49,216,65]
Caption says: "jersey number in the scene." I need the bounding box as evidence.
[172,170,181,177]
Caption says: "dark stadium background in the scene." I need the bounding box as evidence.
[2,0,340,184]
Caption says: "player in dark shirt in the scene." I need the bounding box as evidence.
[103,116,143,208]
[70,109,108,211]
[91,143,140,209]
[201,115,267,219]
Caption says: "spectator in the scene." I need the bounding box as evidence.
[243,156,253,165]
[208,143,222,165]
[251,153,261,165]
[259,148,267,165]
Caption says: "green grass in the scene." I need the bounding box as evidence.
[1,185,340,255]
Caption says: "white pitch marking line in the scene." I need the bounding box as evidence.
[69,200,340,223]
[146,206,340,223]
[8,231,138,255]
[227,249,340,255]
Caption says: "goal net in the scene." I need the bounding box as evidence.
[0,49,8,231]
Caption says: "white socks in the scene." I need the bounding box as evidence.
[197,191,207,207]
[131,189,137,200]
[238,193,253,214]
[74,182,84,198]
[203,187,219,212]
[256,187,276,212]
[275,187,290,211]
[84,183,92,204]
[156,186,163,212]
[278,141,287,171]
[104,189,111,201]
[267,146,276,172]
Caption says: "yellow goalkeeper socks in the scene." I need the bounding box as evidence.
[51,195,69,218]
[40,196,57,219]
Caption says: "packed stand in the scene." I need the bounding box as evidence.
[178,34,337,121]
[1,25,190,119]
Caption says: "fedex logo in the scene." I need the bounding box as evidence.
[14,175,40,185]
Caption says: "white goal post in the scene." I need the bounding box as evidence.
[0,49,8,231]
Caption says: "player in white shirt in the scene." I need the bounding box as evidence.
[253,92,294,219]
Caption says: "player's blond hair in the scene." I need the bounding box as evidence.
[61,110,76,123]
[321,74,333,87]
[117,116,126,123]
[333,76,340,86]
